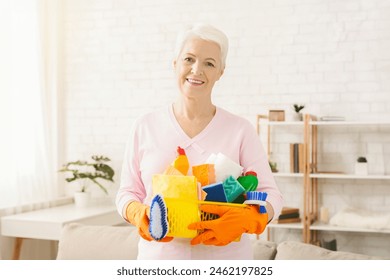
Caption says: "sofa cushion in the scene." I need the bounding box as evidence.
[275,241,381,260]
[252,239,277,260]
[56,223,139,260]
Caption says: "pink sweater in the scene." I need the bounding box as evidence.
[116,105,283,259]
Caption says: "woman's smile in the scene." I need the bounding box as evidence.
[186,77,205,86]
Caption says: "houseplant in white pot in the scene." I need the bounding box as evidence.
[293,104,305,121]
[355,156,368,176]
[59,155,115,207]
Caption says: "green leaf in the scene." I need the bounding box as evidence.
[59,155,115,195]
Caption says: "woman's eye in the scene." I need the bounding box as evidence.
[206,62,215,67]
[184,57,193,62]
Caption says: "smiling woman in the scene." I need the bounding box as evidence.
[0,0,62,210]
[116,23,283,260]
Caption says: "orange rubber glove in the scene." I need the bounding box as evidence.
[126,201,173,242]
[188,204,268,246]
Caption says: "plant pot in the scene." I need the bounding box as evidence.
[293,113,303,121]
[355,162,368,176]
[74,191,91,207]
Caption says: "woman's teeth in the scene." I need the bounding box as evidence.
[187,78,204,85]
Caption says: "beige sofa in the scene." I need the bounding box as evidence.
[56,223,382,260]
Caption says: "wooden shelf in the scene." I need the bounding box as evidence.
[310,222,390,234]
[267,120,390,126]
[273,172,304,178]
[310,173,390,180]
[269,222,304,230]
[310,121,390,126]
[267,121,304,126]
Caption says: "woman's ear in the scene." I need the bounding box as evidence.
[216,67,224,81]
[172,60,177,70]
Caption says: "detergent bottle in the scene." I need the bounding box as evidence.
[172,146,189,175]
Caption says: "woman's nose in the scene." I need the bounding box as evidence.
[191,62,203,75]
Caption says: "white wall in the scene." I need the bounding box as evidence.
[59,0,390,259]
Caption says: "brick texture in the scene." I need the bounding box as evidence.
[62,0,390,258]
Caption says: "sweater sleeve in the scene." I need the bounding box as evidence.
[115,118,147,219]
[239,120,284,220]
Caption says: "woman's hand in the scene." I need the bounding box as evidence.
[188,204,268,246]
[126,201,173,242]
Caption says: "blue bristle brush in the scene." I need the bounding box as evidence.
[149,194,169,241]
[244,191,268,213]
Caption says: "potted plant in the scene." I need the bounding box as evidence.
[59,155,115,206]
[355,156,368,175]
[269,161,278,173]
[293,104,305,121]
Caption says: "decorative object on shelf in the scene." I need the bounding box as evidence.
[269,161,278,173]
[320,238,337,251]
[268,110,285,121]
[319,116,345,121]
[59,155,115,207]
[289,143,304,173]
[329,207,390,230]
[355,156,368,176]
[274,207,301,224]
[293,104,305,121]
[320,206,329,224]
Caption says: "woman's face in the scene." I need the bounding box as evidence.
[174,37,224,99]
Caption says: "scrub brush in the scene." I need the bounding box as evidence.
[244,191,268,213]
[149,194,169,241]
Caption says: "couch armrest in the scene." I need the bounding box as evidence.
[56,223,139,260]
[275,241,383,260]
[252,238,277,260]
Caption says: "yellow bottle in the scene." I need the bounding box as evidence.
[172,146,189,175]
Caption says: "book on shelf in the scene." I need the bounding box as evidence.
[298,143,304,173]
[275,217,302,224]
[278,206,300,221]
[290,143,304,173]
[278,212,300,220]
[280,207,299,215]
[319,116,345,121]
[294,143,299,173]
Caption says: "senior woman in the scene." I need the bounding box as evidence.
[116,23,283,260]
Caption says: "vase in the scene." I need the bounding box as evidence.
[74,191,91,207]
[355,162,368,176]
[293,113,303,121]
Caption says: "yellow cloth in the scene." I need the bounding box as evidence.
[152,174,198,200]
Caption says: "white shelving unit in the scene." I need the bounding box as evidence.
[310,222,390,234]
[268,222,303,229]
[310,173,390,180]
[306,117,390,245]
[310,120,390,126]
[257,114,390,247]
[257,115,306,241]
[274,173,304,178]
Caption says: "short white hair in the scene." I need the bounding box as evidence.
[174,23,229,68]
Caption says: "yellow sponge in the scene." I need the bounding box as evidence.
[192,164,216,187]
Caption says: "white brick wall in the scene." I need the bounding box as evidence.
[62,0,390,258]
